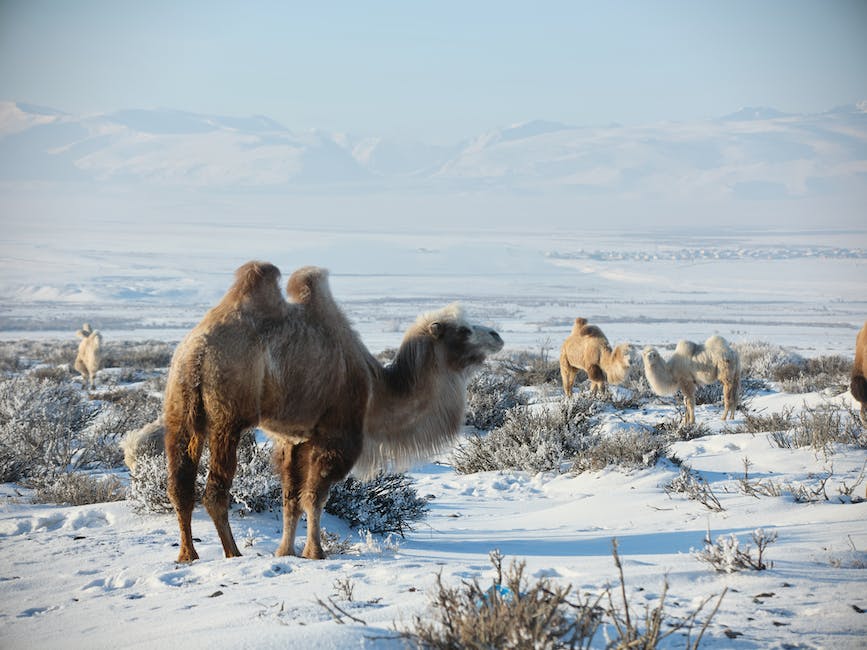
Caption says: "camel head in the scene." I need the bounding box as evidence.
[412,304,504,372]
[642,345,662,366]
[607,342,632,384]
[77,323,93,339]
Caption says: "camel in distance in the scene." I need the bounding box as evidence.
[850,320,867,427]
[642,335,740,424]
[74,323,102,389]
[164,261,503,563]
[559,318,631,397]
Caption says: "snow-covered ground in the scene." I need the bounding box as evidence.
[1,228,866,648]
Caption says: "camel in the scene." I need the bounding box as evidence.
[851,320,867,427]
[74,323,103,389]
[559,318,631,397]
[164,261,503,563]
[642,335,740,424]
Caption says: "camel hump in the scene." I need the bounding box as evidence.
[675,339,699,357]
[579,324,607,341]
[570,317,588,335]
[224,261,284,312]
[286,266,330,304]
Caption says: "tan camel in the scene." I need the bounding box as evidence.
[559,318,631,397]
[164,261,503,562]
[74,323,103,389]
[851,320,867,427]
[642,335,740,424]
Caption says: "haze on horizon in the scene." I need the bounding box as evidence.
[0,1,866,233]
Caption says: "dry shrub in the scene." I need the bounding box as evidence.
[465,364,525,430]
[572,429,669,473]
[32,472,126,505]
[405,544,726,649]
[452,398,600,474]
[407,549,603,649]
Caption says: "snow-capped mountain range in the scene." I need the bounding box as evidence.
[1,100,865,201]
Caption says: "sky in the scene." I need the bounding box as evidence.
[1,1,866,143]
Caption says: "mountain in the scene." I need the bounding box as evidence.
[0,100,865,204]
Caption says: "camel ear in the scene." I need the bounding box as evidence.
[429,322,444,339]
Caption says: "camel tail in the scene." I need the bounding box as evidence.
[851,374,867,405]
[164,341,208,463]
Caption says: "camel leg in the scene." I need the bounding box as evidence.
[203,426,243,559]
[559,356,577,397]
[300,433,362,560]
[721,380,733,420]
[587,364,606,398]
[166,428,204,563]
[682,384,696,425]
[275,443,302,557]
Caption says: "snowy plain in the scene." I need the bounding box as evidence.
[1,226,866,649]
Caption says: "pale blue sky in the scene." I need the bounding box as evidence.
[1,0,865,143]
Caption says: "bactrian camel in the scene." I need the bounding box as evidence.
[559,318,631,397]
[642,335,740,424]
[851,320,867,427]
[164,261,503,562]
[74,323,103,389]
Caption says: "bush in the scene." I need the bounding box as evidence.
[695,528,776,573]
[0,375,100,484]
[664,466,724,511]
[734,341,802,380]
[452,398,600,474]
[406,550,603,649]
[403,544,726,650]
[771,404,864,453]
[464,365,525,430]
[325,473,428,537]
[572,428,669,473]
[32,472,126,505]
[100,340,176,369]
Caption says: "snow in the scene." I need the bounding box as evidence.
[1,228,867,648]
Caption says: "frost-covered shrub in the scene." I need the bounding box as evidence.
[232,438,281,514]
[127,434,274,514]
[0,375,100,483]
[734,341,802,380]
[32,472,126,505]
[664,466,724,511]
[406,550,603,649]
[452,398,600,474]
[500,346,561,386]
[464,365,524,430]
[775,355,851,394]
[773,405,864,452]
[652,414,710,442]
[101,340,176,369]
[694,381,723,405]
[735,407,794,434]
[572,429,669,473]
[695,528,776,573]
[325,473,428,537]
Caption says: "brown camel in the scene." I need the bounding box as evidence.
[851,320,867,428]
[559,318,631,397]
[164,261,503,562]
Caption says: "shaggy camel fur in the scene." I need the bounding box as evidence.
[164,261,503,562]
[642,335,740,424]
[851,320,867,428]
[74,323,103,389]
[559,318,630,397]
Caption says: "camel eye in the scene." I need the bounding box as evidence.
[458,326,472,338]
